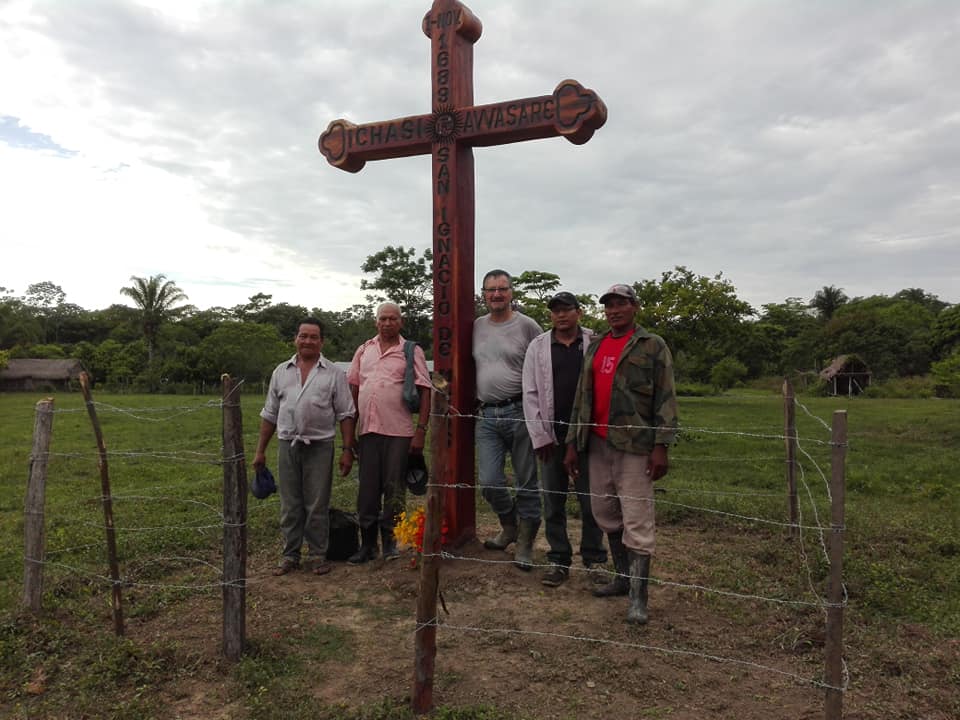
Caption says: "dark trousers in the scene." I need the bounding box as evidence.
[540,446,606,567]
[357,433,411,531]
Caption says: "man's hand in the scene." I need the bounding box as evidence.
[410,426,426,454]
[646,444,669,481]
[535,442,556,463]
[339,448,355,476]
[253,419,276,472]
[563,444,579,478]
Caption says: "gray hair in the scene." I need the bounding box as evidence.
[376,301,402,319]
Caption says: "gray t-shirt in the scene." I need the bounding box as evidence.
[473,312,542,403]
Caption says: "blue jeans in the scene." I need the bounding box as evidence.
[476,401,540,521]
[277,439,333,563]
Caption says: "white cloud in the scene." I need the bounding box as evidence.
[1,0,958,314]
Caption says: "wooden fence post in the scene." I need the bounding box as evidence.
[824,410,847,720]
[80,372,123,635]
[78,373,125,636]
[413,377,445,714]
[23,398,54,613]
[782,378,799,537]
[221,374,247,661]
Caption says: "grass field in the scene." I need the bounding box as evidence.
[0,389,957,718]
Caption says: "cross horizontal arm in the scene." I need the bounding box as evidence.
[319,115,433,173]
[459,80,607,147]
[318,80,606,173]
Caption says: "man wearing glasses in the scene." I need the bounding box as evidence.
[473,269,543,569]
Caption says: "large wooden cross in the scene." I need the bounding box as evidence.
[319,0,606,546]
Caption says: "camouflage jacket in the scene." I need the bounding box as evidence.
[569,326,679,454]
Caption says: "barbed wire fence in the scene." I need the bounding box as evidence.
[412,378,849,717]
[12,378,849,717]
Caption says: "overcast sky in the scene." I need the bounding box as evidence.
[2,0,958,315]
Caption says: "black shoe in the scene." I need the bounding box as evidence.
[348,545,377,565]
[541,565,569,587]
[584,560,611,585]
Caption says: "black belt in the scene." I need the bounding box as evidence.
[478,395,522,409]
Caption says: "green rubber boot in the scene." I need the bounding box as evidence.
[626,552,651,625]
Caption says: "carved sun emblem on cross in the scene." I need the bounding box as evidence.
[428,106,463,143]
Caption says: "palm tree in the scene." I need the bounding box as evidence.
[120,274,188,364]
[809,285,848,321]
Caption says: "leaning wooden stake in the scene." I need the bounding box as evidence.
[23,398,54,613]
[221,374,247,661]
[824,410,847,720]
[782,378,799,537]
[413,377,445,714]
[78,372,125,637]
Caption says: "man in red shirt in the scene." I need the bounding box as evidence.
[564,284,679,624]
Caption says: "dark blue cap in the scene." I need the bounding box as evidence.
[251,465,277,499]
[547,291,581,310]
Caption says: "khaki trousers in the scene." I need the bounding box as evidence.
[587,434,655,556]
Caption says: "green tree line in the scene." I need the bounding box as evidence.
[1,249,958,396]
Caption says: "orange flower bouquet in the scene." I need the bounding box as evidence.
[393,506,449,567]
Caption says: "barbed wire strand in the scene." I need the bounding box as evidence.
[429,482,831,532]
[53,400,221,422]
[427,550,840,609]
[794,398,834,435]
[414,617,847,692]
[443,407,839,447]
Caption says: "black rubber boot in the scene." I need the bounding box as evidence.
[381,527,400,561]
[513,519,540,571]
[483,511,519,550]
[592,531,629,598]
[348,525,379,565]
[626,552,651,625]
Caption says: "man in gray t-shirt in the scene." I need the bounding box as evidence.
[473,269,542,570]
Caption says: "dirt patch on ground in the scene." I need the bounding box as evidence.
[140,518,957,719]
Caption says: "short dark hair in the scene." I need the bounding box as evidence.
[297,317,324,339]
[482,269,512,287]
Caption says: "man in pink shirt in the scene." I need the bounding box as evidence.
[347,302,432,564]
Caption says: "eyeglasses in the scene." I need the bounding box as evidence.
[483,286,511,294]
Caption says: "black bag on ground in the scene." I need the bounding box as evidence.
[328,507,360,561]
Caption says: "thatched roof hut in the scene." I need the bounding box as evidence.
[0,358,85,391]
[819,355,871,396]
